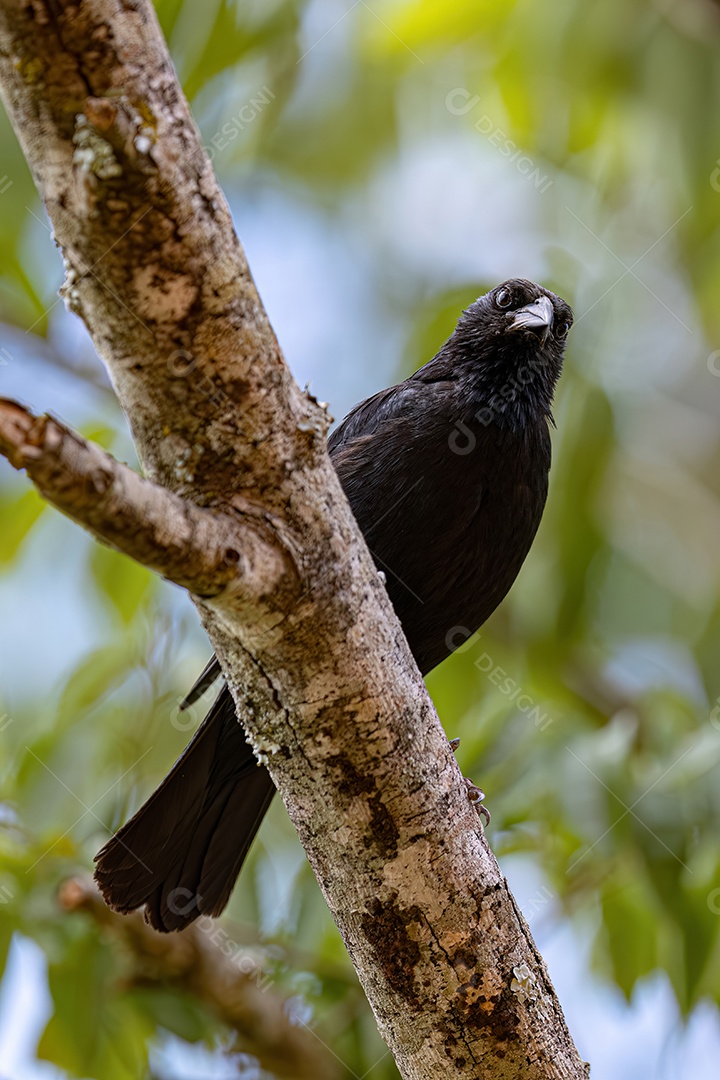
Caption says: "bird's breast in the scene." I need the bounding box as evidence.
[340,419,550,674]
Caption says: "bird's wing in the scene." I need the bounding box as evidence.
[328,379,453,453]
[329,385,400,452]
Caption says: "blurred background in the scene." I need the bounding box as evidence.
[1,0,720,1077]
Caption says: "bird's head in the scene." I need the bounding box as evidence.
[448,278,573,428]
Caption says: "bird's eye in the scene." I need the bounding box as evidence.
[556,320,570,339]
[495,288,513,309]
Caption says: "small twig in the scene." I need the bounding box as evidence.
[59,877,340,1080]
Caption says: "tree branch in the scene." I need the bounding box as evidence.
[59,878,341,1080]
[0,397,289,600]
[0,1,589,1076]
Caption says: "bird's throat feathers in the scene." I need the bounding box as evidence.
[424,326,563,434]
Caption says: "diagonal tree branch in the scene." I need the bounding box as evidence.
[0,396,289,600]
[0,1,589,1076]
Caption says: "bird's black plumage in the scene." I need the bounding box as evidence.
[94,278,573,931]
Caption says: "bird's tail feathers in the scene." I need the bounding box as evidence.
[94,686,275,932]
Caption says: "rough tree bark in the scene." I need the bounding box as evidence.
[0,2,589,1077]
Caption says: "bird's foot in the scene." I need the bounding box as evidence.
[464,778,490,826]
[450,737,490,826]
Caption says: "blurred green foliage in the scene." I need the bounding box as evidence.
[2,0,720,1077]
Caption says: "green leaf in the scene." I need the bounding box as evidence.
[89,543,155,625]
[56,643,134,721]
[39,929,153,1079]
[0,488,45,564]
[599,874,657,999]
[131,988,214,1044]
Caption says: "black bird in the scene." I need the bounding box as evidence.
[95,278,573,931]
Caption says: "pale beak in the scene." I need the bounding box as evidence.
[510,295,554,343]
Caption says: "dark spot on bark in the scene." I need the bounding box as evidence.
[359,898,424,1005]
[366,792,399,856]
[324,753,374,797]
[457,1058,466,1068]
[227,376,251,402]
[460,983,521,1045]
[452,947,478,970]
[322,752,399,856]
